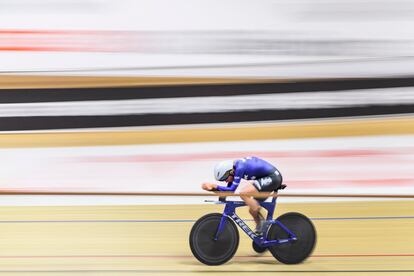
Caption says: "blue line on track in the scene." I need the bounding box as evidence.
[0,216,412,223]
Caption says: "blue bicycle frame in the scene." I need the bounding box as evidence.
[212,197,297,248]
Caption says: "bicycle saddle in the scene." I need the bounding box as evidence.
[278,184,287,190]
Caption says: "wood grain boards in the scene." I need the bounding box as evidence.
[0,200,412,275]
[0,116,413,148]
[0,75,272,89]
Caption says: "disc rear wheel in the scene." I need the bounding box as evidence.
[267,212,316,264]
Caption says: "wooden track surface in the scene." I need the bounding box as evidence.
[0,75,276,89]
[1,116,414,148]
[0,200,412,275]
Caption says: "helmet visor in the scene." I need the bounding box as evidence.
[218,170,232,181]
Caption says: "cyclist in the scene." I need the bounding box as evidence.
[202,156,283,234]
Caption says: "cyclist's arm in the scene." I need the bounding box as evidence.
[216,181,238,192]
[216,163,245,192]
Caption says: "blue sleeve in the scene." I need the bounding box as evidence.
[216,161,246,192]
[217,182,238,192]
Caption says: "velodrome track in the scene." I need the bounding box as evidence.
[0,200,412,275]
[0,75,413,275]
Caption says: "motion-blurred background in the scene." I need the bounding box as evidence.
[0,0,413,274]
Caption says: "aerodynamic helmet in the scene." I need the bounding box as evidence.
[214,160,234,181]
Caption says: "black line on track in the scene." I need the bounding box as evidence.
[0,105,413,131]
[2,75,414,103]
[0,216,413,224]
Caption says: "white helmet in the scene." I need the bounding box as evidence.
[214,160,234,181]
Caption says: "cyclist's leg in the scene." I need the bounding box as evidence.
[246,172,282,232]
[239,182,270,230]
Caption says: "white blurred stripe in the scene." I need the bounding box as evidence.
[0,87,413,117]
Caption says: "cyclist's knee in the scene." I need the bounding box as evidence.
[249,208,258,215]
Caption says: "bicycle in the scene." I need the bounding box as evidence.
[189,185,316,265]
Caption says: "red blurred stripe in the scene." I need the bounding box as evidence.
[77,149,413,163]
[0,29,136,52]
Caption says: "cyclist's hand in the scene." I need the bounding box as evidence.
[201,183,218,191]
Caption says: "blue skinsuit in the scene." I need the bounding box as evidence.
[217,157,277,192]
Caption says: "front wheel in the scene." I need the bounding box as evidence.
[189,213,239,265]
[267,212,316,264]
